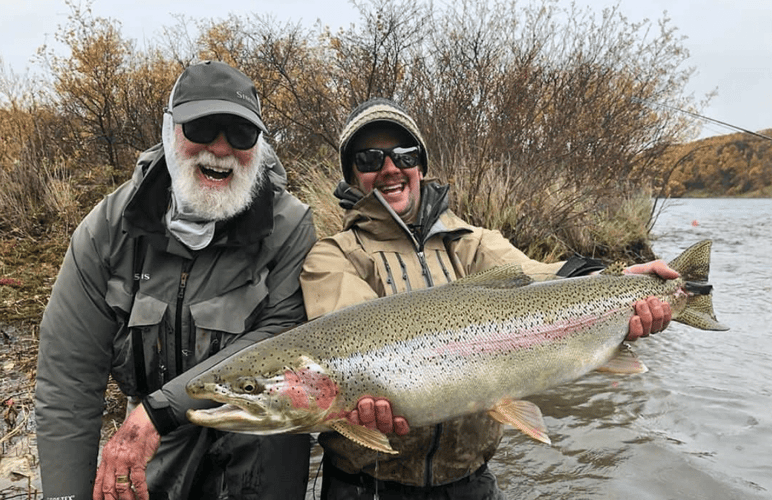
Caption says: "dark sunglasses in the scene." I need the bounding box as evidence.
[182,115,260,150]
[353,145,422,173]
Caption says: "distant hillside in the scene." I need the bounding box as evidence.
[654,129,772,197]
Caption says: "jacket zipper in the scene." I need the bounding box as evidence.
[378,191,444,485]
[174,259,194,377]
[416,250,434,288]
[415,248,438,484]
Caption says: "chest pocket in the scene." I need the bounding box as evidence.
[189,274,270,363]
[361,236,457,296]
[108,271,270,397]
[108,286,170,398]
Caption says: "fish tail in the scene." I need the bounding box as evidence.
[667,240,712,281]
[669,240,729,331]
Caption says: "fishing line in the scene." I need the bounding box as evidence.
[633,97,772,141]
[374,452,380,500]
[312,438,322,500]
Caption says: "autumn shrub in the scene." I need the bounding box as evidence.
[1,0,708,262]
[221,0,700,260]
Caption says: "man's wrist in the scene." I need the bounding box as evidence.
[141,393,180,436]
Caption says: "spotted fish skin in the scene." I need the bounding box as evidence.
[186,240,727,450]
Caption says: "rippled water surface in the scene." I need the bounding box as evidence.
[487,198,772,499]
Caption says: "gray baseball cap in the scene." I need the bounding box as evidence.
[169,60,268,134]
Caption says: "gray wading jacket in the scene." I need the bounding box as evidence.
[35,143,316,499]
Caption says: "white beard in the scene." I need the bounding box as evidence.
[169,135,267,221]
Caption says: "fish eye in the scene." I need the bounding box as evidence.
[237,377,264,394]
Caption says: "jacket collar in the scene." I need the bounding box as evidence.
[122,145,274,251]
[337,179,473,245]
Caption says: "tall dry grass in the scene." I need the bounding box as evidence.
[0,158,81,238]
[288,158,345,239]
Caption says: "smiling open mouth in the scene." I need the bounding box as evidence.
[379,183,405,195]
[200,165,233,181]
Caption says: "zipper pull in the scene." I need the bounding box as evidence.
[178,271,189,298]
[417,251,427,273]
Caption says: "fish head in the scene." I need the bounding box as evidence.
[186,349,340,434]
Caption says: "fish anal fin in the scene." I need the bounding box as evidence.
[596,344,648,374]
[328,420,398,455]
[489,399,551,445]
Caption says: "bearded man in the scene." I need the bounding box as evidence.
[35,61,318,500]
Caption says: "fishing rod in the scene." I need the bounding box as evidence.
[633,97,772,142]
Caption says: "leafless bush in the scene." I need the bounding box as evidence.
[0,0,703,257]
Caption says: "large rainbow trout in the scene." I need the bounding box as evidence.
[187,240,727,452]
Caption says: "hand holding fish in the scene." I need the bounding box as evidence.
[93,404,159,500]
[624,260,680,340]
[349,397,410,435]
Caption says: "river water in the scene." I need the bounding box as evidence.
[306,198,772,499]
[487,198,772,499]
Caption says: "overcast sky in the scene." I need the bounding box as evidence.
[1,0,770,140]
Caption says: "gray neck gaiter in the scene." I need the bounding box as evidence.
[161,99,216,251]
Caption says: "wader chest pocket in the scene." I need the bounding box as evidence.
[111,293,169,396]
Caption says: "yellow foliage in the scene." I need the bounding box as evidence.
[654,130,772,197]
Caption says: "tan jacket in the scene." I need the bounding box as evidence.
[300,181,563,487]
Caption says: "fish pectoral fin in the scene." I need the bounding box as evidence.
[328,420,399,455]
[596,344,648,374]
[489,399,551,445]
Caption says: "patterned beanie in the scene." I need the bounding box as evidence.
[338,97,428,183]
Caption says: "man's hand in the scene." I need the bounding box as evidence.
[624,260,679,341]
[346,397,410,436]
[93,404,160,500]
[623,259,680,281]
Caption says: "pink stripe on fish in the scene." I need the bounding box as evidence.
[435,314,605,357]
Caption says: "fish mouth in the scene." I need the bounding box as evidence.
[187,403,303,434]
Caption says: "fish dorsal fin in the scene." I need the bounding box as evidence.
[596,344,648,374]
[600,261,627,276]
[328,420,398,455]
[488,398,551,444]
[452,263,534,289]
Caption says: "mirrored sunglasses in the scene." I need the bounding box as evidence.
[353,145,422,173]
[182,115,260,150]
